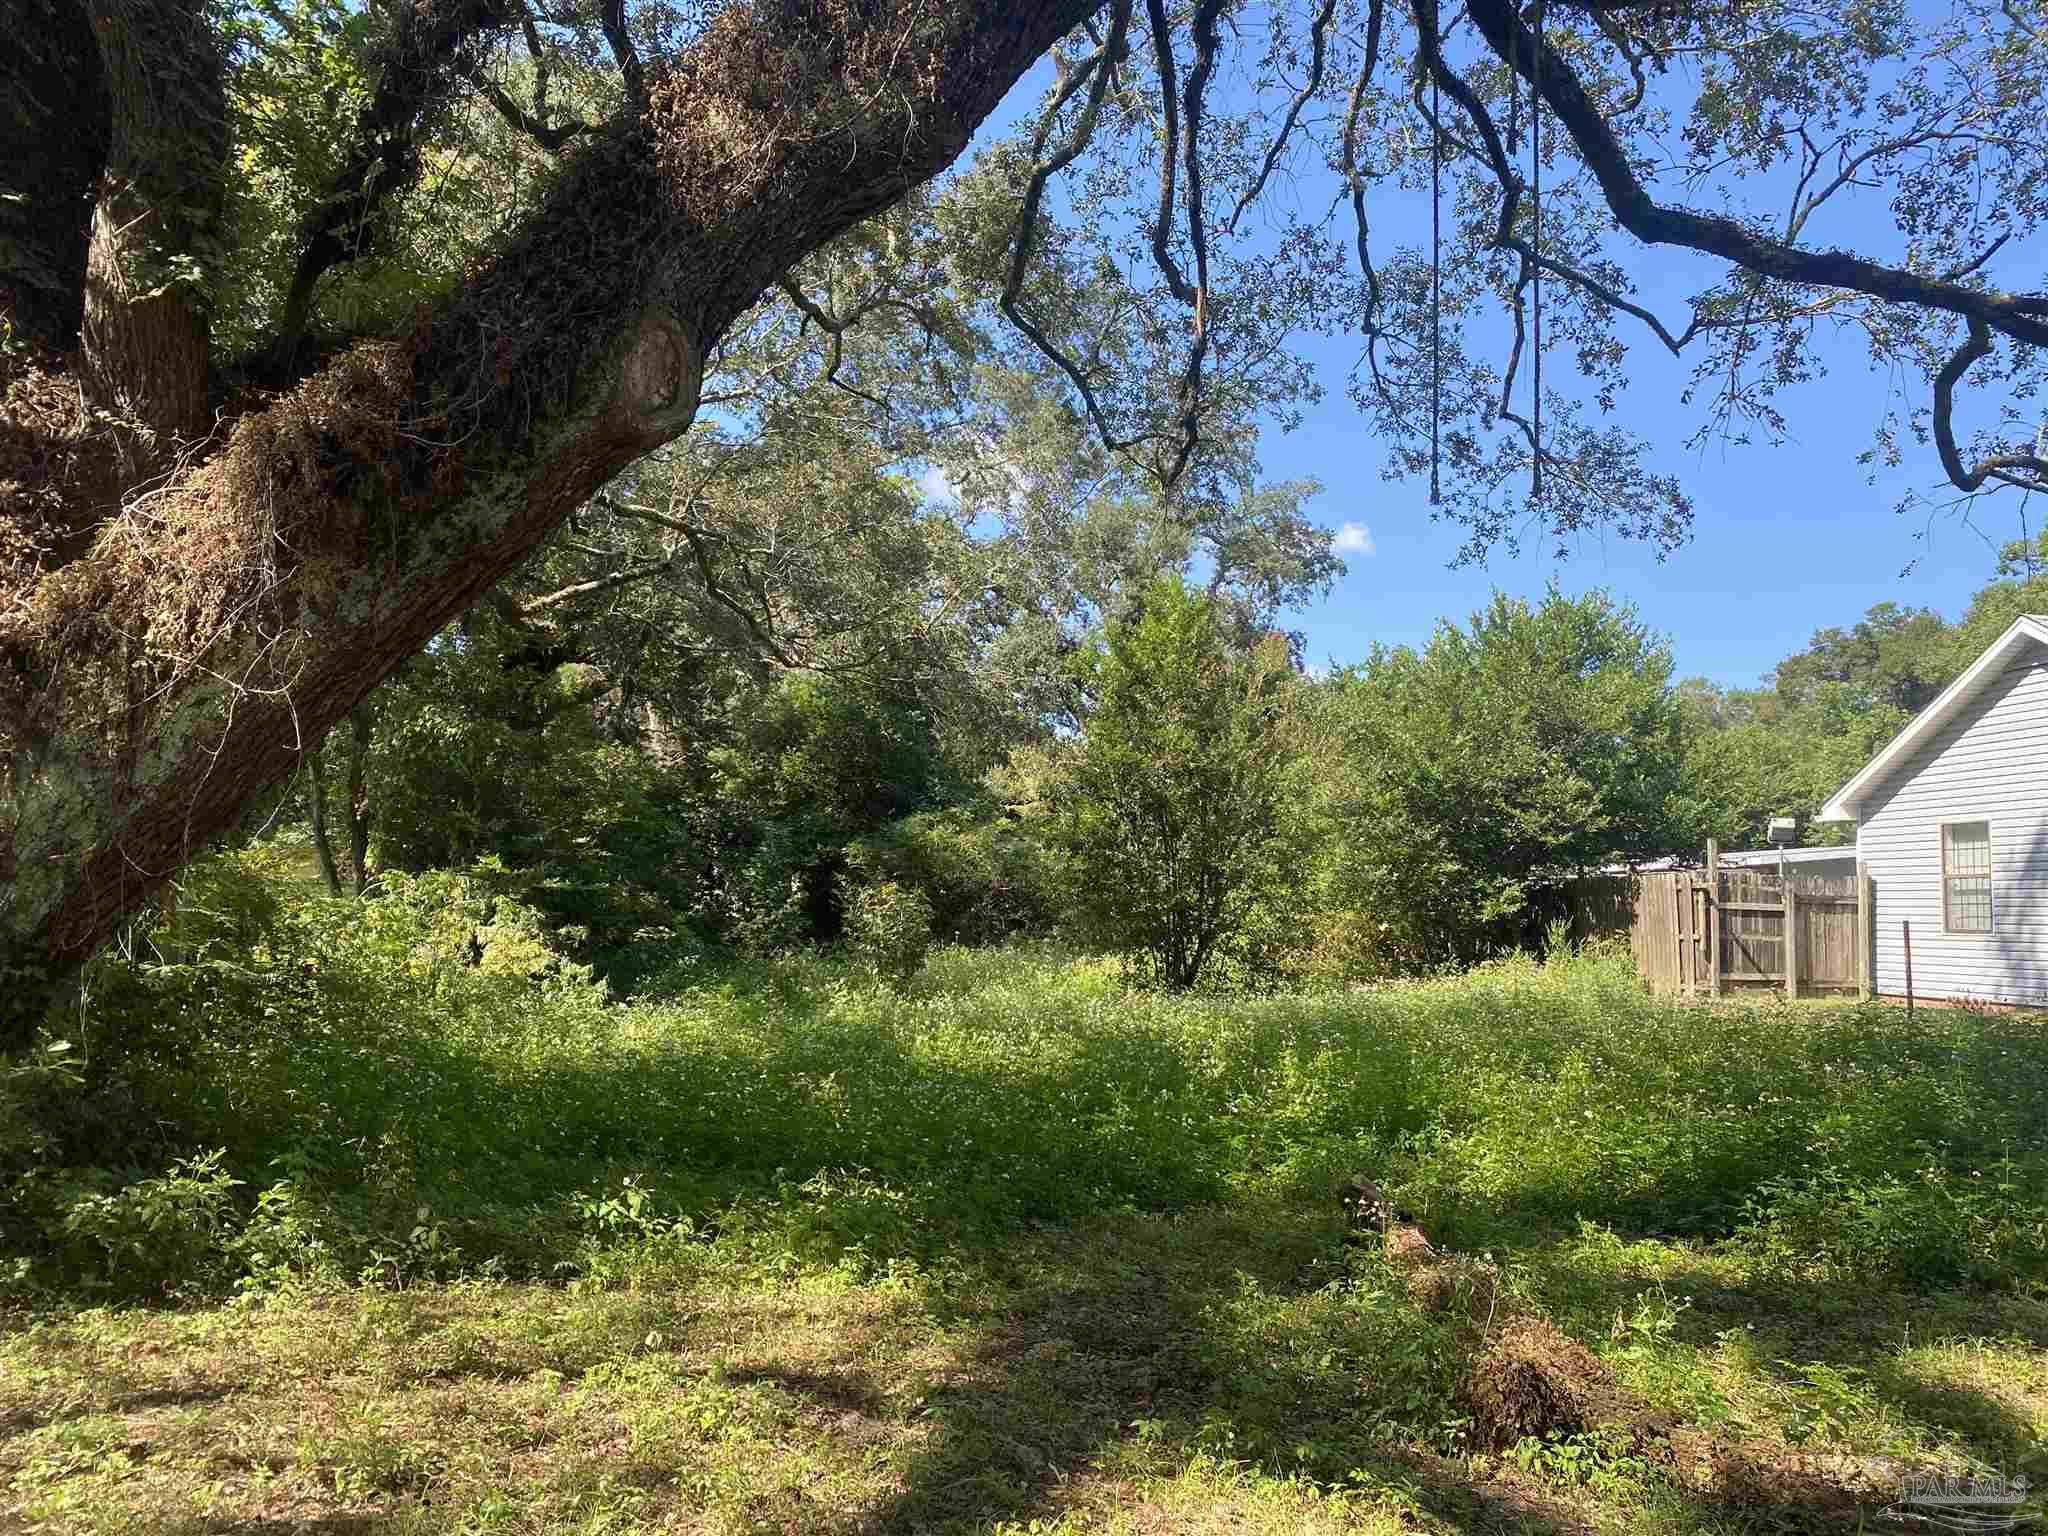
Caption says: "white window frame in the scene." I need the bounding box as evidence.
[1939,818,1994,936]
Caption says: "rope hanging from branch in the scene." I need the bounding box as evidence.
[1530,0,1544,499]
[1430,7,1442,508]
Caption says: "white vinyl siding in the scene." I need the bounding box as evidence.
[1857,644,2048,1004]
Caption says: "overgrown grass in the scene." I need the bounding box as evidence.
[5,857,2048,1530]
[8,857,2048,1295]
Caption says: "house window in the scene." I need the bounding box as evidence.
[1942,820,1993,933]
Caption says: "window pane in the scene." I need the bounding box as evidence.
[1944,821,1991,874]
[1946,877,1992,932]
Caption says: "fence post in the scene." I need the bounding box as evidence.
[1903,920,1914,1020]
[1705,839,1720,998]
[1783,879,1799,1001]
[1857,865,1873,1001]
[1674,872,1691,996]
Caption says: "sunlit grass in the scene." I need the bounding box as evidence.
[7,928,2048,1530]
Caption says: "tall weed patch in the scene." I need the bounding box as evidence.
[7,854,2047,1297]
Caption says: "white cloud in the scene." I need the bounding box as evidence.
[915,464,960,506]
[1333,520,1376,556]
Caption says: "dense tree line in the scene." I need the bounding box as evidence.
[1675,534,2048,850]
[238,537,2048,995]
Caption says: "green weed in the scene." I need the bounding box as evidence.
[6,856,2048,1311]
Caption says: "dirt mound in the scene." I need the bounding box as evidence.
[1462,1316,1680,1455]
[1383,1220,1437,1267]
[1464,1317,1614,1449]
[1406,1262,1457,1311]
[1402,1252,1504,1322]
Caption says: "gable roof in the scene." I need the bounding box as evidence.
[1817,613,2048,822]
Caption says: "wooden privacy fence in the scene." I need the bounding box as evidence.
[1625,854,1873,1000]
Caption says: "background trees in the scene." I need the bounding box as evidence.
[144,545,2048,1001]
[1673,558,2048,847]
[1317,589,1685,970]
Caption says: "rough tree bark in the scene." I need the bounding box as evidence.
[0,0,1102,1042]
[79,0,227,442]
[0,0,110,352]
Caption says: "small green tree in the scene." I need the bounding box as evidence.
[841,880,935,990]
[1055,579,1309,992]
[1324,587,1688,967]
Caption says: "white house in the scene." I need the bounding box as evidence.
[1819,613,2048,1006]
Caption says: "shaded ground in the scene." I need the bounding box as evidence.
[5,1199,2045,1534]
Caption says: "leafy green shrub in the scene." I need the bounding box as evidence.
[1736,1160,2048,1287]
[55,1151,244,1297]
[233,1175,354,1292]
[1320,588,1687,971]
[846,806,1065,945]
[0,1040,82,1172]
[12,846,2048,1301]
[148,842,298,963]
[841,880,934,988]
[336,862,597,989]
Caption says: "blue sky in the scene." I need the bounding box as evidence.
[1257,325,2020,689]
[971,32,2046,692]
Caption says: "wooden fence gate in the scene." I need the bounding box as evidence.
[1627,852,1871,1000]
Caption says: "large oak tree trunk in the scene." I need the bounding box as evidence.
[0,0,1099,1043]
[0,0,110,352]
[79,0,226,442]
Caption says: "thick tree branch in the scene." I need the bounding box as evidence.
[673,522,799,667]
[1341,0,1388,361]
[1934,319,2048,493]
[1463,0,2048,355]
[1143,0,1193,305]
[520,1,552,118]
[600,0,646,109]
[1,0,1105,1027]
[773,272,927,408]
[521,556,677,613]
[459,53,591,152]
[1166,0,1226,488]
[277,0,509,358]
[1412,0,1689,367]
[1002,0,1153,461]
